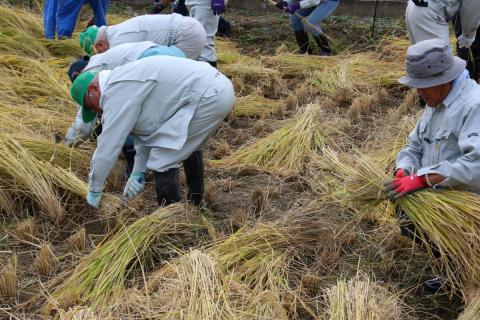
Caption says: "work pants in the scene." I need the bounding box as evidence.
[56,0,109,38]
[185,0,229,63]
[145,73,234,173]
[288,0,339,36]
[452,12,480,81]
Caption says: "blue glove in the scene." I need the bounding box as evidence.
[87,191,102,209]
[123,172,145,198]
[286,2,301,13]
[275,0,288,9]
[211,0,225,15]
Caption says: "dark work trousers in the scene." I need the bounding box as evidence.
[122,143,136,177]
[395,206,441,258]
[452,13,480,81]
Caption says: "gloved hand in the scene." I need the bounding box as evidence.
[286,1,301,13]
[394,168,410,178]
[87,191,102,209]
[211,0,225,15]
[123,172,145,198]
[275,0,288,9]
[458,34,475,49]
[383,174,427,200]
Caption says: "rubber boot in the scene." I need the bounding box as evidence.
[294,30,311,54]
[154,168,182,206]
[182,151,204,206]
[424,276,444,294]
[313,34,332,56]
[121,144,136,178]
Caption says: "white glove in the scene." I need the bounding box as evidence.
[458,34,476,49]
[123,172,145,198]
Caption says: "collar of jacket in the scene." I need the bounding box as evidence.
[441,69,470,108]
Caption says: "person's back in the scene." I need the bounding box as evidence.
[106,14,183,47]
[103,56,219,139]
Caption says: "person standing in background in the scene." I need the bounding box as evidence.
[43,0,109,40]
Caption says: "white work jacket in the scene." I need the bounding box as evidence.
[396,70,480,193]
[106,13,185,48]
[64,42,185,147]
[88,56,219,192]
[436,0,480,39]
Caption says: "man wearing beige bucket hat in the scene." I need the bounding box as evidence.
[384,38,480,292]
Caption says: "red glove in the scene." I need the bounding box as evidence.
[394,168,409,178]
[383,174,427,199]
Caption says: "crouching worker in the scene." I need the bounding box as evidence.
[383,38,480,292]
[64,41,186,175]
[70,56,234,208]
[79,13,206,60]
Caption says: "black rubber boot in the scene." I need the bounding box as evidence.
[154,168,182,206]
[313,34,332,56]
[294,30,311,54]
[207,61,217,68]
[121,144,136,178]
[182,151,204,206]
[424,276,444,294]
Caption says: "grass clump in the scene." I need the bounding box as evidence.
[325,273,408,320]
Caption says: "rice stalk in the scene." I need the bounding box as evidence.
[15,218,35,241]
[458,289,480,320]
[324,273,408,320]
[15,135,91,173]
[223,103,342,173]
[0,254,17,300]
[314,148,480,291]
[49,204,200,309]
[36,243,57,277]
[68,228,87,252]
[0,6,44,38]
[0,134,64,221]
[234,93,283,117]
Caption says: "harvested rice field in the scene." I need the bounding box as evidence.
[0,2,477,319]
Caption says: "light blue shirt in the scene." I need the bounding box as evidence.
[396,70,480,193]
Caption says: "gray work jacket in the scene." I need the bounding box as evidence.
[88,56,219,192]
[396,70,480,193]
[106,13,185,48]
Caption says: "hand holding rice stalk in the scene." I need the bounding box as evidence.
[316,148,480,292]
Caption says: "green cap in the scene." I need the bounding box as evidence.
[79,26,98,56]
[70,71,98,123]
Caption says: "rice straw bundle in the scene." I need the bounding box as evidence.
[224,103,341,173]
[314,148,480,291]
[376,37,409,63]
[324,274,408,320]
[0,101,73,136]
[234,93,283,117]
[15,135,91,173]
[458,290,480,320]
[0,134,63,221]
[0,6,44,38]
[220,63,285,98]
[0,55,72,109]
[49,204,199,309]
[262,53,335,78]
